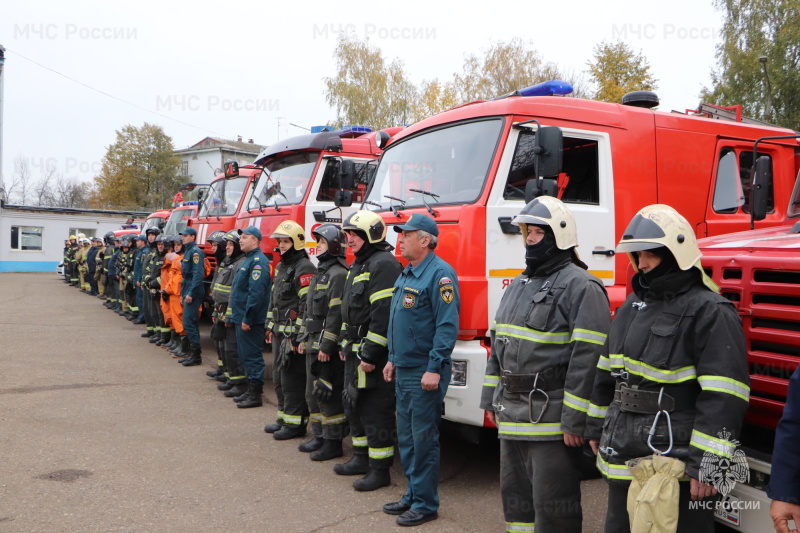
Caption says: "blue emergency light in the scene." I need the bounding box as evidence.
[184,201,198,205]
[493,80,574,100]
[337,125,372,137]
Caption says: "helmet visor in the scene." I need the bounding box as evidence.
[616,215,666,253]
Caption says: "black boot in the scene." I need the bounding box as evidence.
[165,331,178,350]
[333,450,369,476]
[353,468,391,492]
[171,336,189,359]
[237,384,263,408]
[218,379,235,391]
[264,420,283,433]
[298,436,325,452]
[223,381,248,397]
[149,334,160,344]
[206,366,224,379]
[310,439,344,461]
[273,424,307,441]
[181,345,202,366]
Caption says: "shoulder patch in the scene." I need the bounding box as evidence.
[299,273,313,287]
[439,276,453,285]
[252,269,261,281]
[440,284,454,304]
[403,293,416,308]
[193,254,200,264]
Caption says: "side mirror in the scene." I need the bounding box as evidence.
[524,178,558,203]
[751,155,772,222]
[339,159,356,190]
[334,190,353,207]
[224,161,239,179]
[534,126,563,178]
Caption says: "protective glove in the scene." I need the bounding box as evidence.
[161,291,169,302]
[313,379,334,403]
[342,383,359,413]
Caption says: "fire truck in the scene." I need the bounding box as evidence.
[235,126,402,261]
[340,81,799,439]
[163,201,199,237]
[697,136,800,530]
[142,209,171,233]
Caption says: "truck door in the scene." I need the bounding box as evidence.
[485,126,616,320]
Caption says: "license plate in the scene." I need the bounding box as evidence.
[715,495,741,527]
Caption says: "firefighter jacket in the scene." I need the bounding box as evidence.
[479,254,610,442]
[266,251,316,338]
[148,250,165,292]
[180,241,205,299]
[767,366,800,503]
[161,252,177,297]
[585,269,750,483]
[298,254,348,355]
[141,244,158,287]
[66,244,78,266]
[388,252,460,373]
[340,243,403,386]
[101,245,114,274]
[212,253,245,312]
[75,245,88,271]
[133,246,146,284]
[165,251,184,297]
[118,249,133,281]
[230,248,271,326]
[86,246,99,274]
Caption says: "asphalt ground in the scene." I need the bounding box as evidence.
[0,272,609,532]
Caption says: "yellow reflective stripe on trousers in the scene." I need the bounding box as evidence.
[369,288,393,304]
[698,376,750,402]
[597,454,633,480]
[282,414,303,425]
[365,331,388,347]
[369,446,394,459]
[483,375,500,388]
[563,391,590,413]
[690,429,735,458]
[277,410,284,421]
[571,328,607,345]
[494,323,570,344]
[352,436,368,447]
[309,413,323,423]
[322,413,347,425]
[506,522,535,533]
[610,354,697,383]
[496,421,563,437]
[357,366,367,388]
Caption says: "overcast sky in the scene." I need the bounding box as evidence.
[1,0,725,188]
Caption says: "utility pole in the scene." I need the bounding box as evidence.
[0,45,6,201]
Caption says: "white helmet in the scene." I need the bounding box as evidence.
[616,204,700,271]
[511,196,578,250]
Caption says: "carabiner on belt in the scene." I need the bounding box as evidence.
[527,373,550,424]
[647,387,673,455]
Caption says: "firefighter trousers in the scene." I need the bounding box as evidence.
[278,349,308,429]
[236,322,265,387]
[182,297,201,346]
[344,377,396,470]
[604,479,716,533]
[223,325,245,384]
[500,438,583,533]
[310,353,347,441]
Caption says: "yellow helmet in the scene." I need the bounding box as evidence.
[69,234,76,240]
[271,220,306,251]
[342,210,386,244]
[511,196,578,250]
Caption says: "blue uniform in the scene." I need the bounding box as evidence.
[767,365,800,503]
[231,247,271,387]
[388,251,460,515]
[133,246,146,320]
[181,241,206,345]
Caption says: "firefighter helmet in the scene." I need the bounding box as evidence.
[616,204,701,271]
[104,232,116,245]
[77,233,86,240]
[342,211,386,244]
[69,234,76,240]
[271,220,306,251]
[511,196,578,250]
[222,231,240,244]
[313,224,346,257]
[145,227,161,237]
[207,230,226,244]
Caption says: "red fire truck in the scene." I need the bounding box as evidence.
[343,81,799,439]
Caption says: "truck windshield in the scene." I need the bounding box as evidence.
[789,169,800,218]
[198,176,248,218]
[248,152,318,210]
[164,207,195,235]
[143,216,165,232]
[365,118,503,209]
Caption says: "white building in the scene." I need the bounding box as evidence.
[174,137,265,186]
[0,203,148,272]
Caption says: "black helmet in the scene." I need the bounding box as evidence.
[207,230,226,244]
[222,230,240,244]
[170,234,183,245]
[313,224,346,257]
[104,231,116,245]
[145,227,161,237]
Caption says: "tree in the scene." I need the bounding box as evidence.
[8,157,34,204]
[586,41,658,104]
[324,34,418,129]
[409,78,459,123]
[93,123,181,210]
[702,0,800,129]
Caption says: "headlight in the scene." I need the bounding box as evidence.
[450,361,467,386]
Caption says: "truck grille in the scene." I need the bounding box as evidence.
[702,249,800,431]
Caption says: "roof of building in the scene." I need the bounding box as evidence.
[175,137,266,155]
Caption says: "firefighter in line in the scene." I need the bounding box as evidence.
[296,224,349,458]
[214,231,248,399]
[159,235,179,350]
[587,205,749,533]
[76,237,90,292]
[86,237,101,296]
[66,234,79,286]
[62,238,73,284]
[335,211,403,492]
[166,235,189,360]
[382,213,460,527]
[106,236,122,313]
[179,227,206,367]
[98,232,114,301]
[265,221,316,438]
[205,231,229,380]
[116,237,134,319]
[140,228,161,339]
[229,226,271,408]
[480,197,611,533]
[132,235,147,325]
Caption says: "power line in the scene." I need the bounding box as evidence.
[7,47,235,139]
